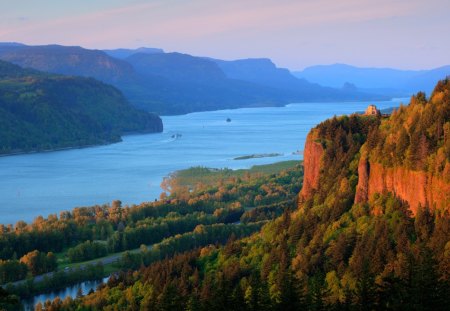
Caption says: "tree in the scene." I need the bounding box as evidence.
[395,127,409,164]
[76,287,83,298]
[19,250,56,276]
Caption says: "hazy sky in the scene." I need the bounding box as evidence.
[1,0,449,70]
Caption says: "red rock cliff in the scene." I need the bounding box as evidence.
[299,130,324,201]
[355,153,450,214]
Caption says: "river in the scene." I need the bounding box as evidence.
[0,99,406,225]
[22,277,109,310]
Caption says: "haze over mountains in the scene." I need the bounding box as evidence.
[294,63,450,96]
[1,41,448,154]
[0,43,384,115]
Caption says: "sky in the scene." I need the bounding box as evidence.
[1,0,449,71]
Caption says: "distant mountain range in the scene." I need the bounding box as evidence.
[211,58,373,101]
[0,60,162,155]
[293,63,450,96]
[103,47,164,59]
[0,43,385,115]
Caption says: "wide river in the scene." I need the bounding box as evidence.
[0,99,406,225]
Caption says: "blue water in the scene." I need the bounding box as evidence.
[22,277,109,310]
[0,99,406,225]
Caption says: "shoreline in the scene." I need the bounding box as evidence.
[158,96,397,117]
[0,159,300,227]
[0,141,117,158]
[0,129,162,158]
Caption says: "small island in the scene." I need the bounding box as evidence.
[233,153,282,160]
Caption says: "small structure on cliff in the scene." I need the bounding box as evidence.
[364,104,381,116]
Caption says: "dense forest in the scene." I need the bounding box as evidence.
[0,60,162,154]
[367,81,450,173]
[0,161,302,309]
[0,81,448,310]
[21,80,449,311]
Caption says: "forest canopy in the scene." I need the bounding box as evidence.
[0,60,162,154]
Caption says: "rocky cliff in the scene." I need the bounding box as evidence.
[299,130,324,201]
[355,151,450,214]
[301,129,450,214]
[300,80,450,214]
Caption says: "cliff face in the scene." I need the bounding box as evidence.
[299,117,450,215]
[299,130,324,201]
[299,80,450,215]
[301,130,450,214]
[355,155,450,214]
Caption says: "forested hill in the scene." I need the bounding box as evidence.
[0,60,162,155]
[36,81,449,310]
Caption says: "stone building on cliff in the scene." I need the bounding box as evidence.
[364,104,381,116]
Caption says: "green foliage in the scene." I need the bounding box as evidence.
[53,82,450,310]
[0,161,302,309]
[368,79,450,172]
[0,287,21,311]
[0,60,162,154]
[0,260,28,284]
[67,241,108,263]
[118,222,265,271]
[6,80,450,309]
[306,114,378,220]
[19,250,56,276]
[8,262,104,300]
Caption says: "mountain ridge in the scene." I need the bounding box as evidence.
[294,63,450,96]
[0,43,386,115]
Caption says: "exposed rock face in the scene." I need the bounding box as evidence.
[299,79,450,214]
[355,156,450,214]
[354,152,370,203]
[300,129,449,215]
[299,131,324,201]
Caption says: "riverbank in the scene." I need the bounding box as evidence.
[234,153,282,160]
[0,128,166,158]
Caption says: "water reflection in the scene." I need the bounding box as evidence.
[23,277,109,310]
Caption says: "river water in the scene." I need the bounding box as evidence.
[22,277,109,310]
[0,99,406,226]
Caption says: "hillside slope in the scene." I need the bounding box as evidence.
[302,80,450,213]
[0,60,162,154]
